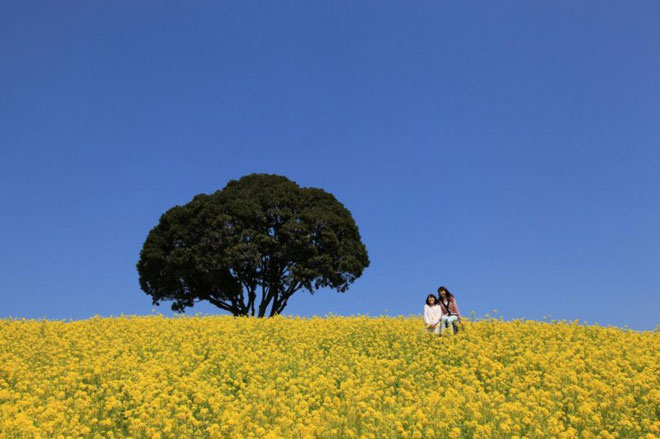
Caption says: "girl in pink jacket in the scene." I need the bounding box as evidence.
[437,286,461,334]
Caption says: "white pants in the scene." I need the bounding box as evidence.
[440,315,459,334]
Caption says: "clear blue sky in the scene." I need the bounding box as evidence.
[1,1,659,330]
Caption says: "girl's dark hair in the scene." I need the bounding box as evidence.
[437,286,455,300]
[426,294,438,306]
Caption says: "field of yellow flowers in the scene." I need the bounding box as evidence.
[1,315,659,439]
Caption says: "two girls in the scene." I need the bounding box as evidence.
[424,286,461,335]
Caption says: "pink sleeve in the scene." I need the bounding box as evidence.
[453,299,460,317]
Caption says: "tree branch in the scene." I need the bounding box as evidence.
[269,294,280,317]
[258,284,275,317]
[246,283,257,316]
[206,296,238,314]
[275,281,302,315]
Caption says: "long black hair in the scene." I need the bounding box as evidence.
[425,294,438,306]
[437,286,455,301]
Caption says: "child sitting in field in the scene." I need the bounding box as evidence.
[423,294,443,335]
[437,286,461,334]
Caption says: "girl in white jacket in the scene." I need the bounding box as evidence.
[424,294,443,335]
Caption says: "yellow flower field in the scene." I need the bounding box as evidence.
[1,315,658,439]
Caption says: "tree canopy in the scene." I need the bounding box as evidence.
[137,174,370,317]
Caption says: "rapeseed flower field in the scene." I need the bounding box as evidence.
[1,315,658,439]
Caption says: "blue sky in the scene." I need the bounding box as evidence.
[1,1,658,330]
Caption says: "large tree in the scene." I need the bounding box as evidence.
[137,174,370,317]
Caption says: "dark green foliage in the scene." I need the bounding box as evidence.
[137,174,370,317]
